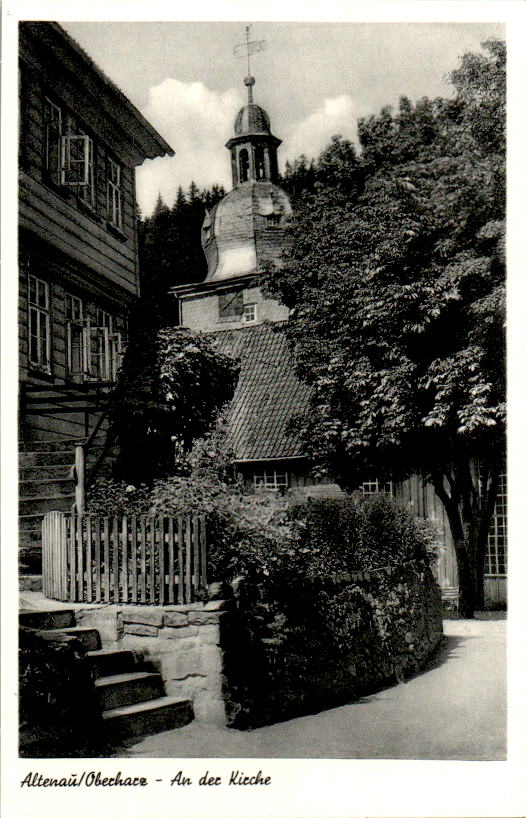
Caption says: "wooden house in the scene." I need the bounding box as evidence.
[172,74,507,610]
[18,22,174,574]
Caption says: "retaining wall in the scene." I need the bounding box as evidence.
[219,561,443,728]
[70,561,442,730]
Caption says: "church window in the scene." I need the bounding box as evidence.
[253,470,288,491]
[255,146,265,180]
[360,479,393,497]
[243,303,257,323]
[219,291,244,321]
[239,148,250,182]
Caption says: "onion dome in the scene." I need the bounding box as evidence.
[201,180,294,283]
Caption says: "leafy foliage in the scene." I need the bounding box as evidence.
[110,327,239,482]
[19,628,100,757]
[267,40,506,616]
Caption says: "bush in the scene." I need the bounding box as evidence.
[150,477,298,582]
[86,478,152,516]
[19,627,101,757]
[87,473,439,585]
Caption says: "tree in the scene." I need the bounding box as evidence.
[110,327,239,483]
[267,40,505,617]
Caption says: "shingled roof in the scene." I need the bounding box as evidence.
[210,323,312,461]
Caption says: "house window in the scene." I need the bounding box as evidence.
[44,97,95,208]
[107,157,122,228]
[485,472,507,576]
[44,97,62,184]
[253,470,288,491]
[243,303,257,323]
[65,293,84,382]
[219,291,244,321]
[360,479,394,497]
[28,274,51,371]
[266,213,281,227]
[61,131,95,208]
[83,309,123,383]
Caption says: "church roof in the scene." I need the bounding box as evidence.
[234,103,272,136]
[202,180,294,283]
[210,323,312,461]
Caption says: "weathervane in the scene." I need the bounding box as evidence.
[233,24,266,102]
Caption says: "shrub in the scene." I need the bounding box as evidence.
[86,478,152,516]
[19,628,101,757]
[288,493,441,576]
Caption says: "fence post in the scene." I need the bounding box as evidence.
[42,511,68,601]
[74,444,86,513]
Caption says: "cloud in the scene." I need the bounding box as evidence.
[136,81,358,216]
[281,95,358,167]
[136,78,243,216]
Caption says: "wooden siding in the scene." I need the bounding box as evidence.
[20,24,172,165]
[396,476,459,592]
[20,173,138,296]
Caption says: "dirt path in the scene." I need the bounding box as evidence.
[111,618,506,761]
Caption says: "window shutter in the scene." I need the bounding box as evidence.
[109,332,123,381]
[60,134,91,186]
[82,320,91,378]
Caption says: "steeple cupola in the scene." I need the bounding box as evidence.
[226,75,281,186]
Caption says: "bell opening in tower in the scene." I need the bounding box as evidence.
[239,148,250,182]
[255,146,265,180]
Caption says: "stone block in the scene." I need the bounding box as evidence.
[192,692,227,726]
[124,623,159,637]
[121,607,164,626]
[159,625,198,640]
[76,606,121,646]
[196,624,220,645]
[188,610,225,626]
[162,651,201,680]
[199,644,223,676]
[203,599,229,611]
[121,635,174,655]
[163,612,189,628]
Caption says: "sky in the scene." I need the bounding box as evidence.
[61,21,504,216]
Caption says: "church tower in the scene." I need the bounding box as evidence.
[173,73,294,330]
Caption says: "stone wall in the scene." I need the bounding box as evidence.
[74,561,442,731]
[219,561,443,729]
[76,599,228,725]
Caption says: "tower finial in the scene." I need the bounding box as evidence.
[245,24,252,76]
[244,75,255,104]
[233,25,266,103]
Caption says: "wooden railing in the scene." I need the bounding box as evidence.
[42,511,207,605]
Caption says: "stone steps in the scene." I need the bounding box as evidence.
[20,608,193,744]
[42,626,102,651]
[86,648,136,679]
[95,671,164,710]
[101,696,193,739]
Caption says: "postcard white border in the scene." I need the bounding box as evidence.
[2,2,526,817]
